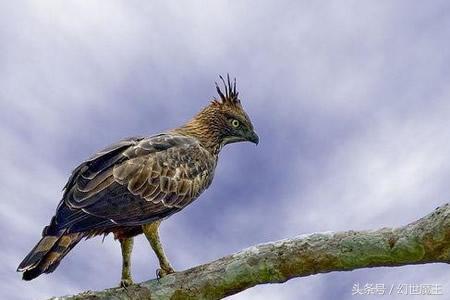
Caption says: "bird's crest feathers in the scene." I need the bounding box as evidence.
[212,74,240,107]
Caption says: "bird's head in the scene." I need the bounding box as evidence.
[180,75,259,153]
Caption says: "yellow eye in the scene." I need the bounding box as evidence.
[231,119,240,128]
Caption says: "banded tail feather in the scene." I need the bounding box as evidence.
[17,232,83,280]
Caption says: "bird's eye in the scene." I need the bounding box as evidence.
[231,119,240,128]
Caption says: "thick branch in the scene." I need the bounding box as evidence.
[50,204,450,300]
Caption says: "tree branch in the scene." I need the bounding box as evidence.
[50,203,450,300]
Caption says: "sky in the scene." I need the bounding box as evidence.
[1,1,450,299]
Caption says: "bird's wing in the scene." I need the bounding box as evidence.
[54,134,215,233]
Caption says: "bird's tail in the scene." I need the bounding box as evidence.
[17,232,83,280]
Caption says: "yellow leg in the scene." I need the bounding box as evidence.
[119,237,134,287]
[142,220,175,277]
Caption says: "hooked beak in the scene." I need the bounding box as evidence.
[247,130,259,145]
[223,131,260,146]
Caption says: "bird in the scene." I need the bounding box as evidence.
[17,75,259,287]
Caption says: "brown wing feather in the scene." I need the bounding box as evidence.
[55,133,216,232]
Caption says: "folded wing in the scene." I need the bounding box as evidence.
[50,134,215,234]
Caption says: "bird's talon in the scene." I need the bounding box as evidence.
[120,278,134,288]
[156,266,175,279]
[156,268,161,280]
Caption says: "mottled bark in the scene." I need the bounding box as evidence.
[50,204,450,300]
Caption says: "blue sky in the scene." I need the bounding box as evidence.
[1,1,450,299]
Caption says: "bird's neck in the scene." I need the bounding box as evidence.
[173,108,224,156]
[174,122,223,156]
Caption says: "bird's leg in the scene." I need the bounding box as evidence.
[119,237,134,287]
[142,220,175,278]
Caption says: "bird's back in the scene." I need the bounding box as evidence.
[59,133,217,233]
